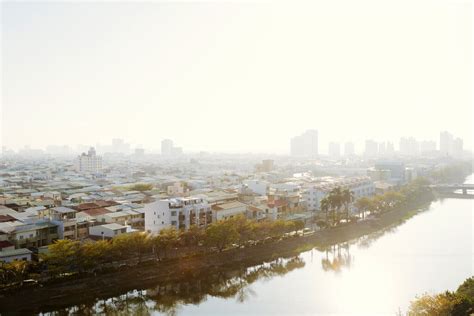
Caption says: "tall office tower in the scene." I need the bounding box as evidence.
[328,142,341,158]
[161,139,174,156]
[290,130,318,157]
[364,140,379,157]
[439,131,453,156]
[399,137,419,156]
[378,142,387,156]
[386,142,395,156]
[344,142,355,156]
[76,147,102,173]
[452,138,463,158]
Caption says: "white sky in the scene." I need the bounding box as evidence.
[1,0,472,154]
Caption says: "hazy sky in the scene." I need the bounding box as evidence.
[1,0,472,154]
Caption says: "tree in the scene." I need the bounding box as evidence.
[152,227,180,259]
[354,197,372,219]
[204,220,239,252]
[42,239,82,277]
[342,188,354,223]
[79,240,112,271]
[128,183,153,192]
[180,225,204,248]
[229,215,255,247]
[0,260,31,285]
[326,187,344,226]
[407,291,473,316]
[320,197,331,227]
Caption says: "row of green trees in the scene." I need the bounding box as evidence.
[0,216,304,286]
[318,178,434,228]
[354,178,433,220]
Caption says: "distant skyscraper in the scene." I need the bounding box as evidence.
[111,138,131,154]
[378,142,386,156]
[344,142,355,156]
[328,142,341,158]
[76,147,102,173]
[290,130,318,157]
[399,137,419,156]
[161,139,183,156]
[452,138,463,158]
[364,140,378,157]
[440,131,454,156]
[161,139,174,156]
[386,142,395,155]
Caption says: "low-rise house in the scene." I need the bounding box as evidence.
[0,248,33,262]
[89,223,128,239]
[211,201,248,221]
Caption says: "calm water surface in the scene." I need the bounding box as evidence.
[46,176,473,316]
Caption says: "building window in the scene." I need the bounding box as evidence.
[171,211,177,216]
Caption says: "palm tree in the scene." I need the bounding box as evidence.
[320,197,330,227]
[342,189,354,223]
[327,187,343,226]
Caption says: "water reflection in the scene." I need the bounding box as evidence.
[321,243,353,273]
[42,256,305,316]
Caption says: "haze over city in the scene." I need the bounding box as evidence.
[2,0,472,153]
[0,1,473,315]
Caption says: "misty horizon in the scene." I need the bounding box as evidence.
[1,0,472,154]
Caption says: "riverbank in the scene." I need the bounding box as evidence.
[0,196,433,315]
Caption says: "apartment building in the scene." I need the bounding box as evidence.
[144,196,211,233]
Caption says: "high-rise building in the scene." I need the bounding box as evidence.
[440,131,453,156]
[328,142,341,158]
[161,139,183,156]
[161,139,174,156]
[290,130,318,157]
[76,147,102,174]
[344,142,355,156]
[386,142,395,156]
[399,137,419,156]
[364,140,378,157]
[452,138,463,158]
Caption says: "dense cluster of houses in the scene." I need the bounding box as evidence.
[1,153,437,263]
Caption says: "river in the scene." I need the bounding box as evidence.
[41,175,473,315]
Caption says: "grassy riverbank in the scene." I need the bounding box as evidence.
[0,193,433,315]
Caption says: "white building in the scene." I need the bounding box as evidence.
[303,176,375,211]
[242,180,268,196]
[89,223,128,239]
[144,196,211,233]
[211,201,248,221]
[290,130,318,157]
[75,147,102,174]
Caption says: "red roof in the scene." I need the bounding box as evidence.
[0,240,14,249]
[81,208,110,216]
[268,200,288,208]
[0,215,16,223]
[74,201,120,211]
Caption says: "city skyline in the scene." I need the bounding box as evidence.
[2,0,472,153]
[1,129,467,157]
